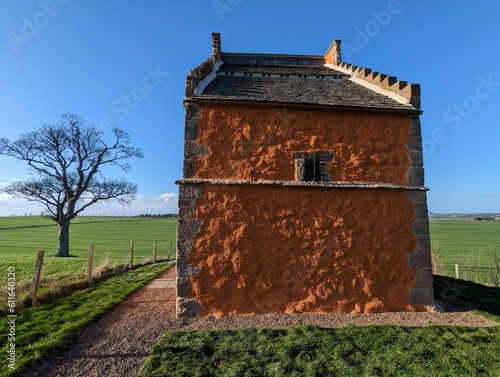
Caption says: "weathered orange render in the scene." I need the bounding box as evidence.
[188,184,421,317]
[193,103,412,185]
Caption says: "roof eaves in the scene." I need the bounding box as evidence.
[184,97,421,114]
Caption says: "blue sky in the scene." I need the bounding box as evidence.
[0,0,499,216]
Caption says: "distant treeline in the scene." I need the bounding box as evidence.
[472,217,500,222]
[135,214,178,218]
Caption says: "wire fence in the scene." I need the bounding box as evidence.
[1,240,175,314]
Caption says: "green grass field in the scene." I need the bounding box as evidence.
[1,216,499,313]
[429,220,500,285]
[0,216,177,313]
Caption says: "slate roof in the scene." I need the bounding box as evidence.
[219,63,345,77]
[189,54,416,112]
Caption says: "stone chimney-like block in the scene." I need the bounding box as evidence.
[212,32,221,62]
[324,39,342,65]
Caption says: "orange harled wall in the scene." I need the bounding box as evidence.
[187,184,422,317]
[193,103,413,185]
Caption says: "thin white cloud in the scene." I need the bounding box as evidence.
[0,196,45,216]
[0,192,12,201]
[159,192,176,202]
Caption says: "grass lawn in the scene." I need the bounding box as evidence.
[0,216,177,313]
[139,276,500,377]
[139,325,499,377]
[0,261,174,376]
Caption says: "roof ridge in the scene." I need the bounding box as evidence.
[222,52,324,59]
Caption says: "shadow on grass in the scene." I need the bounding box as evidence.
[51,254,80,257]
[434,274,500,321]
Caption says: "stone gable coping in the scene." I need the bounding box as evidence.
[184,34,222,98]
[333,61,421,110]
[185,58,215,98]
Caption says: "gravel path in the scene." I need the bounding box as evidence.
[27,265,498,377]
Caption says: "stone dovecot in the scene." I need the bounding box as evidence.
[176,32,433,318]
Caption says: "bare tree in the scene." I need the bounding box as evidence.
[0,113,143,256]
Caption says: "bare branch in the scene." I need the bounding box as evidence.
[74,178,138,216]
[0,113,143,222]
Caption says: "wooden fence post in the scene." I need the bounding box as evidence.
[455,264,460,279]
[168,243,173,260]
[129,240,134,269]
[153,241,157,263]
[86,244,94,286]
[29,250,45,307]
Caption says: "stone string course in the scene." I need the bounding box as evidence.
[176,178,428,191]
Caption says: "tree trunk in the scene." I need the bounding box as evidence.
[56,220,71,256]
